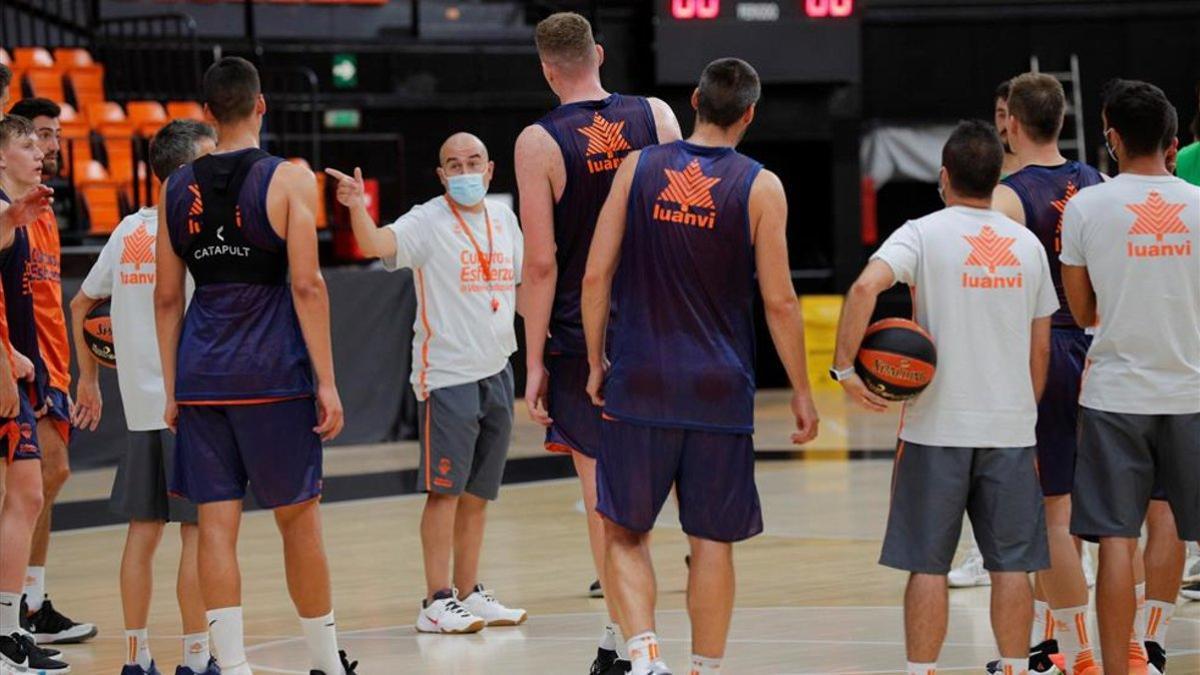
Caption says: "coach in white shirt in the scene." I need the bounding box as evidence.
[326,132,527,636]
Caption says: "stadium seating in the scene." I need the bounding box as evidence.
[127,101,169,137]
[76,160,124,234]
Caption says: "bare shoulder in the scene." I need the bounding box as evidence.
[751,168,785,197]
[515,124,557,156]
[646,97,682,142]
[273,160,316,190]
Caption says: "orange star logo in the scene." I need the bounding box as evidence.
[187,183,204,235]
[963,225,1021,273]
[120,223,156,270]
[1049,181,1079,253]
[577,113,632,160]
[1126,191,1189,242]
[658,159,721,214]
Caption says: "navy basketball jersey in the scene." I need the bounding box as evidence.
[165,148,314,402]
[0,190,49,404]
[535,93,658,355]
[1002,161,1104,327]
[604,141,763,433]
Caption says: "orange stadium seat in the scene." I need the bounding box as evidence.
[24,68,66,102]
[13,48,55,70]
[53,48,95,68]
[287,157,328,228]
[77,160,124,234]
[66,64,106,110]
[102,133,138,195]
[57,104,93,179]
[166,101,205,122]
[126,101,169,137]
[85,101,134,134]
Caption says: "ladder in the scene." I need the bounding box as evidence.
[1030,54,1086,162]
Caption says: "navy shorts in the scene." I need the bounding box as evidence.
[596,415,763,543]
[172,397,323,509]
[545,355,602,459]
[38,386,72,444]
[1035,328,1090,496]
[3,387,40,463]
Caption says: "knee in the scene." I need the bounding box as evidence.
[273,498,320,536]
[42,461,70,495]
[9,478,45,517]
[603,520,646,549]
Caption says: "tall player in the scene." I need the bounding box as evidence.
[582,58,819,675]
[6,97,97,646]
[156,57,355,675]
[515,11,681,674]
[1061,79,1199,675]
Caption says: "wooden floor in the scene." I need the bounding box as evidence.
[33,390,1200,673]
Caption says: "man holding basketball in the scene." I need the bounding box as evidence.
[833,120,1056,675]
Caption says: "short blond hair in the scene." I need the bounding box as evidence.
[535,12,596,72]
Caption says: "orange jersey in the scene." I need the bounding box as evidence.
[24,211,71,391]
[0,283,13,374]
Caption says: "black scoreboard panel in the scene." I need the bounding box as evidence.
[654,0,861,85]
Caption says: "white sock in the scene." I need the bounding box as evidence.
[998,657,1027,675]
[300,611,342,675]
[208,606,249,671]
[1051,605,1095,674]
[1131,582,1147,657]
[1031,599,1051,644]
[627,632,662,675]
[125,628,153,669]
[1143,599,1174,644]
[906,662,937,675]
[183,632,211,672]
[690,654,722,674]
[600,623,619,651]
[23,568,45,613]
[0,592,22,635]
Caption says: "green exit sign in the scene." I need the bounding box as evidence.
[324,109,361,130]
[332,54,358,89]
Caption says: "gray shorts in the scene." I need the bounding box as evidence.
[416,364,514,501]
[1071,408,1200,541]
[880,441,1049,575]
[109,429,198,524]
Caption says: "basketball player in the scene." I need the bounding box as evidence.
[995,79,1023,178]
[326,132,528,635]
[1060,79,1199,675]
[834,120,1056,675]
[156,57,354,675]
[582,58,819,675]
[72,120,218,675]
[0,115,69,673]
[6,97,97,646]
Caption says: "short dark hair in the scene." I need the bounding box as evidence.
[0,64,12,93]
[696,58,761,128]
[202,57,260,124]
[994,79,1011,102]
[8,97,60,121]
[942,120,1004,199]
[1102,78,1177,157]
[150,119,216,181]
[0,114,36,148]
[1007,73,1065,143]
[535,12,597,73]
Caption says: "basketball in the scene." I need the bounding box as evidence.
[83,299,116,369]
[854,318,937,401]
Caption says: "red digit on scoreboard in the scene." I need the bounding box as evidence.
[672,0,720,20]
[805,0,853,17]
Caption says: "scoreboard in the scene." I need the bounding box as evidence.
[654,0,861,85]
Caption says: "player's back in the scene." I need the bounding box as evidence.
[164,147,313,403]
[1002,160,1104,327]
[605,140,762,433]
[536,93,658,355]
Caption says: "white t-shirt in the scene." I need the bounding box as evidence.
[81,209,191,431]
[381,195,523,400]
[872,205,1058,447]
[1060,173,1200,415]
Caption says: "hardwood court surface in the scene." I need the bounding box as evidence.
[33,391,1200,673]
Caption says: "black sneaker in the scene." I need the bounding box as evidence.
[10,631,71,672]
[591,647,618,675]
[987,639,1061,674]
[1145,640,1166,675]
[0,633,30,670]
[604,659,632,674]
[589,579,603,598]
[309,649,358,675]
[23,595,97,644]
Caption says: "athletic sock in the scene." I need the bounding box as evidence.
[1031,599,1053,644]
[125,628,153,669]
[1051,606,1095,674]
[23,568,45,613]
[1131,582,1147,659]
[906,661,937,675]
[300,611,342,675]
[998,657,1028,675]
[208,606,249,671]
[1143,599,1175,644]
[600,623,619,651]
[627,631,661,675]
[0,592,22,635]
[690,654,722,674]
[183,632,211,672]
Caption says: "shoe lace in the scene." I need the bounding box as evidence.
[339,649,359,675]
[33,602,77,633]
[444,599,474,617]
[14,633,55,663]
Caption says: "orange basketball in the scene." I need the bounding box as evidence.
[854,318,936,401]
[83,299,116,369]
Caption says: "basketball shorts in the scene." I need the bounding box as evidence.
[2,388,40,463]
[111,429,197,524]
[544,355,602,458]
[596,415,763,543]
[37,387,72,444]
[1071,408,1200,541]
[416,365,513,501]
[172,397,323,509]
[1035,328,1090,496]
[880,441,1049,575]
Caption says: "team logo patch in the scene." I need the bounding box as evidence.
[1049,180,1078,253]
[578,113,633,174]
[1125,191,1192,258]
[438,457,452,476]
[652,159,721,230]
[962,225,1023,288]
[119,222,157,285]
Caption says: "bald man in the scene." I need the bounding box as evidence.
[329,133,528,634]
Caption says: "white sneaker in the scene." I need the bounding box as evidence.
[1082,544,1096,588]
[460,585,528,627]
[415,594,485,634]
[948,547,991,588]
[1183,545,1200,582]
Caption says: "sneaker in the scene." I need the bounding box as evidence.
[1145,641,1166,675]
[123,662,163,675]
[986,640,1062,674]
[460,584,528,626]
[309,649,358,675]
[175,657,220,675]
[591,648,631,675]
[589,579,604,598]
[1181,580,1200,601]
[1130,641,1150,675]
[604,660,632,674]
[3,632,70,672]
[23,596,98,644]
[1082,545,1096,588]
[948,548,991,588]
[415,591,485,634]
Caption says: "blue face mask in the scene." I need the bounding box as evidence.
[447,172,487,207]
